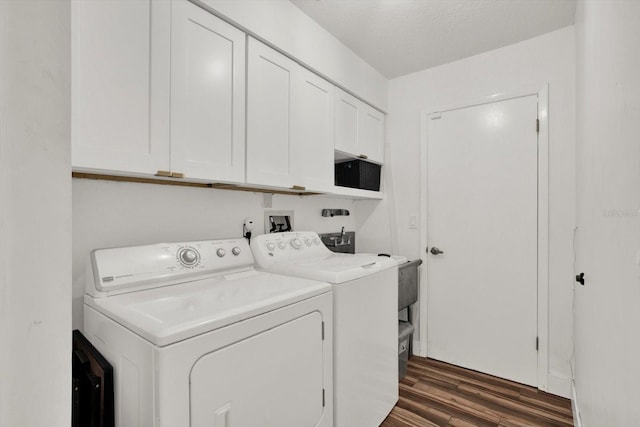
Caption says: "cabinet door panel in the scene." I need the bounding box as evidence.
[359,106,384,163]
[293,69,334,192]
[334,88,360,156]
[72,0,170,174]
[246,38,296,187]
[171,0,245,182]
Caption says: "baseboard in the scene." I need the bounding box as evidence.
[571,381,583,427]
[413,339,427,357]
[547,373,572,399]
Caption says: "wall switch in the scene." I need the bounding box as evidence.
[409,215,417,229]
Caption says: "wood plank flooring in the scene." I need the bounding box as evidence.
[381,357,574,427]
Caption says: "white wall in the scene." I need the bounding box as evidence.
[574,1,640,425]
[72,179,369,328]
[196,0,388,111]
[0,1,72,426]
[386,27,576,396]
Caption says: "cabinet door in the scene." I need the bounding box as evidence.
[170,0,245,183]
[334,88,360,156]
[359,105,384,163]
[246,37,297,188]
[72,0,170,174]
[293,68,334,192]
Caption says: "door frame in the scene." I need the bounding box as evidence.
[418,85,550,391]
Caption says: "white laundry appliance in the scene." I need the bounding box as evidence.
[83,238,333,427]
[251,231,399,427]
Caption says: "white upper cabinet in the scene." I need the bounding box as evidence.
[247,37,333,191]
[334,87,384,164]
[292,67,335,192]
[334,89,360,157]
[72,0,171,174]
[171,0,245,182]
[359,105,385,164]
[72,1,381,197]
[246,37,296,188]
[73,0,245,183]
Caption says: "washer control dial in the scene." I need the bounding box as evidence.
[304,238,312,246]
[178,247,200,267]
[267,243,276,251]
[278,241,286,249]
[231,246,241,256]
[313,238,321,245]
[290,238,303,249]
[216,248,226,258]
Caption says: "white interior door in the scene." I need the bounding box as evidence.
[426,95,539,386]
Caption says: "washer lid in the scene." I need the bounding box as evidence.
[265,253,397,283]
[85,270,330,347]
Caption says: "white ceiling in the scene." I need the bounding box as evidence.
[289,0,577,79]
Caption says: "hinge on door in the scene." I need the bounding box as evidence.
[321,321,325,341]
[536,336,539,351]
[322,389,325,407]
[536,118,540,133]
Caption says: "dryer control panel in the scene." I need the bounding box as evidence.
[87,238,254,297]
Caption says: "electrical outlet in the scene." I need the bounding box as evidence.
[409,215,417,229]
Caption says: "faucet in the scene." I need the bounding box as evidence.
[340,227,346,245]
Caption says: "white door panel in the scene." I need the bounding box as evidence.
[359,106,384,163]
[246,38,296,187]
[293,69,334,192]
[190,312,324,427]
[170,0,245,182]
[334,88,360,156]
[427,95,538,386]
[72,0,170,174]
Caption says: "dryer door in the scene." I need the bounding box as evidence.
[190,311,324,427]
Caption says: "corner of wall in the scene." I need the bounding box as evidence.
[572,380,583,427]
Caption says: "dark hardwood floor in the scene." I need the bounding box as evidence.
[381,357,574,427]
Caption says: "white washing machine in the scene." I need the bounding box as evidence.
[251,232,399,427]
[83,238,333,427]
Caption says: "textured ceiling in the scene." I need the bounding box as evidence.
[289,0,576,79]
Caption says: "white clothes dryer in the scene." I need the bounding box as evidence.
[251,232,399,427]
[83,238,333,427]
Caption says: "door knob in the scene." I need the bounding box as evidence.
[430,247,444,255]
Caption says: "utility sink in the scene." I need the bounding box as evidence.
[319,231,355,253]
[398,259,422,311]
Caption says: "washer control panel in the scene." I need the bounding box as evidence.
[89,238,254,296]
[251,231,331,268]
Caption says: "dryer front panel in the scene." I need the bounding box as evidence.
[190,311,325,427]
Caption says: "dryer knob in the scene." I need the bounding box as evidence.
[278,241,286,249]
[267,243,276,251]
[231,246,241,256]
[313,238,321,245]
[216,248,226,257]
[290,238,302,249]
[178,248,199,266]
[304,239,312,246]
